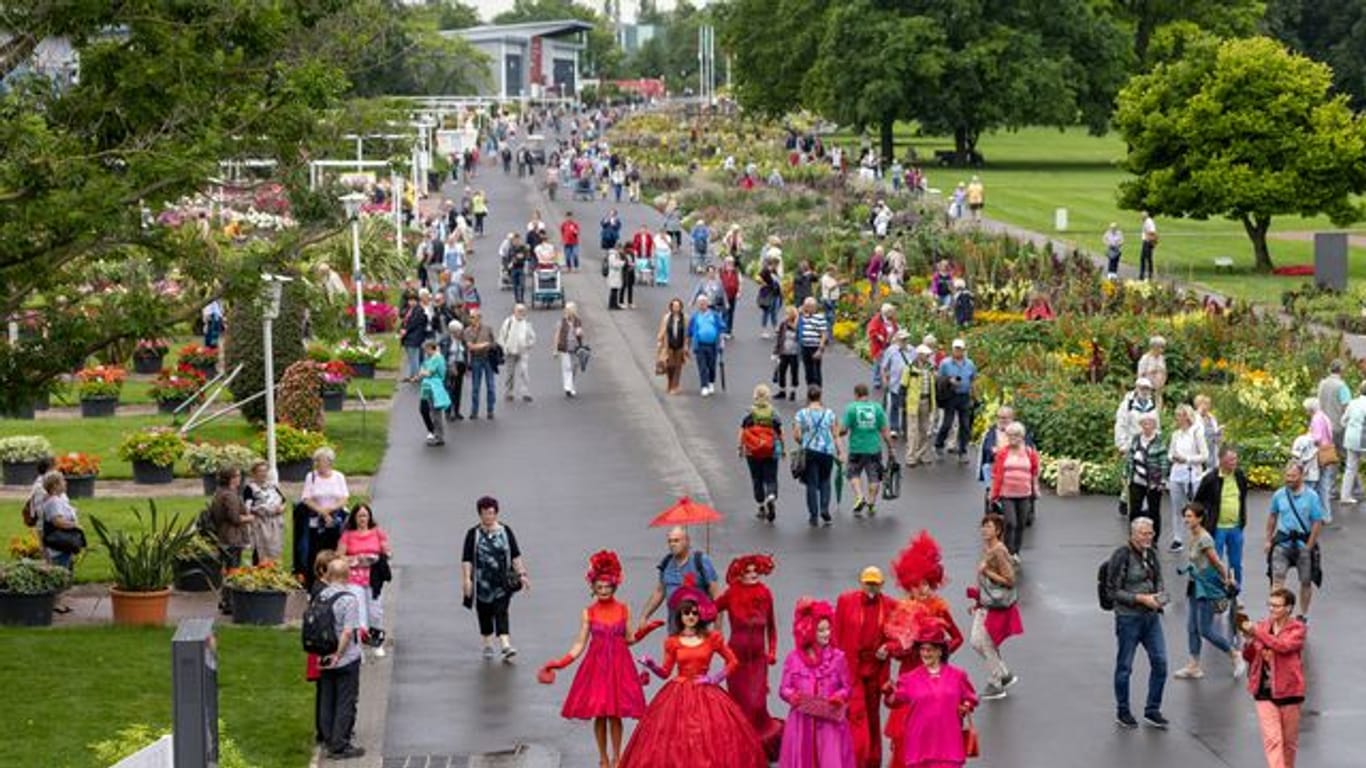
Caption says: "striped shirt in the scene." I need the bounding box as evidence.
[796,407,837,455]
[798,312,827,348]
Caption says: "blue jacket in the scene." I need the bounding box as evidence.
[687,310,726,348]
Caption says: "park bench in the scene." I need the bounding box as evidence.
[1213,257,1235,272]
[934,149,985,168]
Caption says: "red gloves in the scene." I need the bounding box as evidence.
[537,654,575,684]
[632,620,665,643]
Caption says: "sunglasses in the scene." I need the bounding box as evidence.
[680,608,700,617]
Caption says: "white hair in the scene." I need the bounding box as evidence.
[1131,517,1154,533]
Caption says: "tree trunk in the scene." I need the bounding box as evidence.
[1241,214,1275,272]
[880,115,895,170]
[1134,6,1157,68]
[954,126,969,160]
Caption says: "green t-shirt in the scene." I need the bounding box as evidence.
[842,400,887,455]
[1218,471,1240,528]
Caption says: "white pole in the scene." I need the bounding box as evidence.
[393,172,403,259]
[263,313,277,483]
[355,136,364,172]
[352,215,366,338]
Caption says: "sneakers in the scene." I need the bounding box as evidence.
[482,646,496,660]
[522,395,533,402]
[764,495,777,522]
[756,504,768,520]
[981,684,1007,700]
[1340,497,1358,505]
[1232,654,1247,679]
[502,646,518,661]
[1116,712,1139,729]
[865,502,877,517]
[701,385,713,397]
[1173,664,1204,679]
[821,513,833,527]
[1143,712,1170,729]
[1001,672,1019,689]
[852,499,866,517]
[327,745,367,760]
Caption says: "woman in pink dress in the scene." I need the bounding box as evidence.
[886,615,979,768]
[538,551,649,768]
[778,598,856,768]
[717,553,784,758]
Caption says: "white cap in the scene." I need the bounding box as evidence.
[923,334,938,346]
[916,344,932,356]
[952,339,966,350]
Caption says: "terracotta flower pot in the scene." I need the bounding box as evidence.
[109,587,171,626]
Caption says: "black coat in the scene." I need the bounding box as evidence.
[400,304,429,348]
[1193,468,1249,531]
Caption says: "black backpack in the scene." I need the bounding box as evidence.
[1097,547,1130,611]
[658,551,710,595]
[301,590,347,655]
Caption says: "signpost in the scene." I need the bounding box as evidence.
[172,619,218,768]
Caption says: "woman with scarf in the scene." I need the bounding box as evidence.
[883,531,964,768]
[717,554,783,759]
[539,551,650,768]
[656,298,688,395]
[778,598,856,768]
[623,576,766,768]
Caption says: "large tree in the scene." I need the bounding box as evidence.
[717,0,830,117]
[0,2,414,410]
[1115,35,1366,271]
[1101,0,1264,68]
[1265,0,1366,110]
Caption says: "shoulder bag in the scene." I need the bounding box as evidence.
[502,529,523,594]
[42,521,87,554]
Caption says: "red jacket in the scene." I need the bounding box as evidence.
[833,589,896,682]
[866,314,897,361]
[632,230,654,259]
[1243,618,1306,700]
[990,445,1040,501]
[719,267,740,300]
[560,220,580,246]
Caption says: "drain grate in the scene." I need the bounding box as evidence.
[384,744,559,768]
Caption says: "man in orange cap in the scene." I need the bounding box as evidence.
[834,565,897,768]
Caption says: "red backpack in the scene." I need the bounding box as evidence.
[741,420,776,459]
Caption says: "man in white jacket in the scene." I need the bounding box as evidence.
[497,303,537,403]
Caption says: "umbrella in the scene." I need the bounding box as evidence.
[718,343,727,392]
[649,496,724,552]
[834,458,845,505]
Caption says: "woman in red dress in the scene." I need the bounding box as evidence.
[538,551,649,768]
[717,553,784,759]
[622,576,767,768]
[883,531,964,768]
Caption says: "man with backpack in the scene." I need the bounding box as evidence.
[307,558,365,760]
[690,218,711,274]
[1265,461,1325,622]
[935,339,978,462]
[1102,517,1170,730]
[635,527,721,635]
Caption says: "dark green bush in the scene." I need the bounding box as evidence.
[224,281,306,424]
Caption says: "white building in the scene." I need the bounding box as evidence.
[445,20,592,99]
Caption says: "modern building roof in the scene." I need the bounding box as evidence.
[445,19,593,45]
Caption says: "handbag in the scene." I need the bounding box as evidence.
[790,449,807,481]
[963,714,980,758]
[503,535,523,594]
[794,693,845,721]
[1317,443,1339,467]
[980,575,1016,609]
[43,524,87,554]
[882,459,902,500]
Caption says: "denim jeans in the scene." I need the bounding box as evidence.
[510,270,525,305]
[1213,526,1245,586]
[760,301,779,329]
[1186,595,1233,659]
[1114,612,1167,717]
[694,343,718,389]
[886,388,905,437]
[803,450,835,522]
[564,244,580,270]
[403,345,422,379]
[468,357,495,417]
[1316,464,1336,522]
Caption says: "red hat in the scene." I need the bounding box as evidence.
[585,550,623,587]
[726,553,776,585]
[791,598,835,649]
[884,599,950,651]
[667,573,718,623]
[912,616,951,647]
[892,530,945,592]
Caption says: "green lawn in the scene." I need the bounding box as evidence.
[3,496,301,582]
[0,410,390,479]
[0,625,314,767]
[833,126,1366,300]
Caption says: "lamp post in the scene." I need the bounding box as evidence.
[340,192,367,338]
[260,273,294,483]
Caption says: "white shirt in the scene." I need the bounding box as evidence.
[1142,216,1157,241]
[1168,424,1208,484]
[498,316,537,355]
[1104,228,1124,248]
[820,274,840,302]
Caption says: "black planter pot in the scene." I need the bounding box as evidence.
[322,390,345,412]
[277,459,311,483]
[347,361,376,379]
[201,473,218,496]
[0,591,57,626]
[2,402,35,420]
[229,589,288,626]
[132,353,165,375]
[173,555,222,592]
[80,396,118,418]
[191,362,218,379]
[2,460,39,486]
[158,398,193,415]
[131,460,175,485]
[64,475,95,499]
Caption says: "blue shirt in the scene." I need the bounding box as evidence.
[796,407,837,455]
[938,356,977,394]
[879,345,912,392]
[659,551,718,601]
[688,310,725,347]
[1269,486,1324,541]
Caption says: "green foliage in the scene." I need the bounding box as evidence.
[0,435,53,464]
[436,1,482,30]
[90,502,199,592]
[1012,381,1119,463]
[183,443,261,477]
[1266,0,1366,110]
[277,360,325,433]
[89,721,257,768]
[224,564,300,593]
[1102,0,1264,66]
[1116,36,1366,270]
[721,0,831,116]
[257,425,329,464]
[116,428,186,468]
[0,559,72,595]
[224,281,307,423]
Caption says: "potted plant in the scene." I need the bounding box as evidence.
[90,502,198,625]
[184,442,260,495]
[320,360,351,412]
[0,436,52,485]
[177,343,219,377]
[223,563,299,625]
[55,452,100,498]
[149,367,207,414]
[255,425,327,482]
[173,534,223,592]
[334,339,385,378]
[118,427,186,484]
[0,559,72,626]
[131,338,171,374]
[75,364,127,418]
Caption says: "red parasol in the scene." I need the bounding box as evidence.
[648,496,724,552]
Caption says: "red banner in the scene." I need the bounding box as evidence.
[530,36,543,85]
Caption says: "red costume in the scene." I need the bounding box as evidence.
[866,313,898,363]
[834,585,897,768]
[883,532,964,768]
[717,554,784,759]
[632,228,654,260]
[620,579,767,768]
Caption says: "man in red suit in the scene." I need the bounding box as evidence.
[834,566,897,768]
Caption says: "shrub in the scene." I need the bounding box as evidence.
[277,359,324,431]
[0,559,72,594]
[1011,380,1118,464]
[148,367,207,403]
[224,279,306,422]
[75,365,127,399]
[117,427,186,467]
[183,442,261,476]
[0,435,53,463]
[55,451,101,477]
[257,424,328,464]
[90,501,198,591]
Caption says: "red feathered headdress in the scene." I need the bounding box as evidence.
[883,598,950,651]
[892,530,945,592]
[667,573,718,623]
[791,597,835,649]
[585,550,623,586]
[726,553,776,585]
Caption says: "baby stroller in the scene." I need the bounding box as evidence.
[532,265,564,309]
[573,175,595,201]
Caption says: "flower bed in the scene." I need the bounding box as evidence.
[344,301,397,333]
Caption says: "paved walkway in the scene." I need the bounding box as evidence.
[368,155,1366,767]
